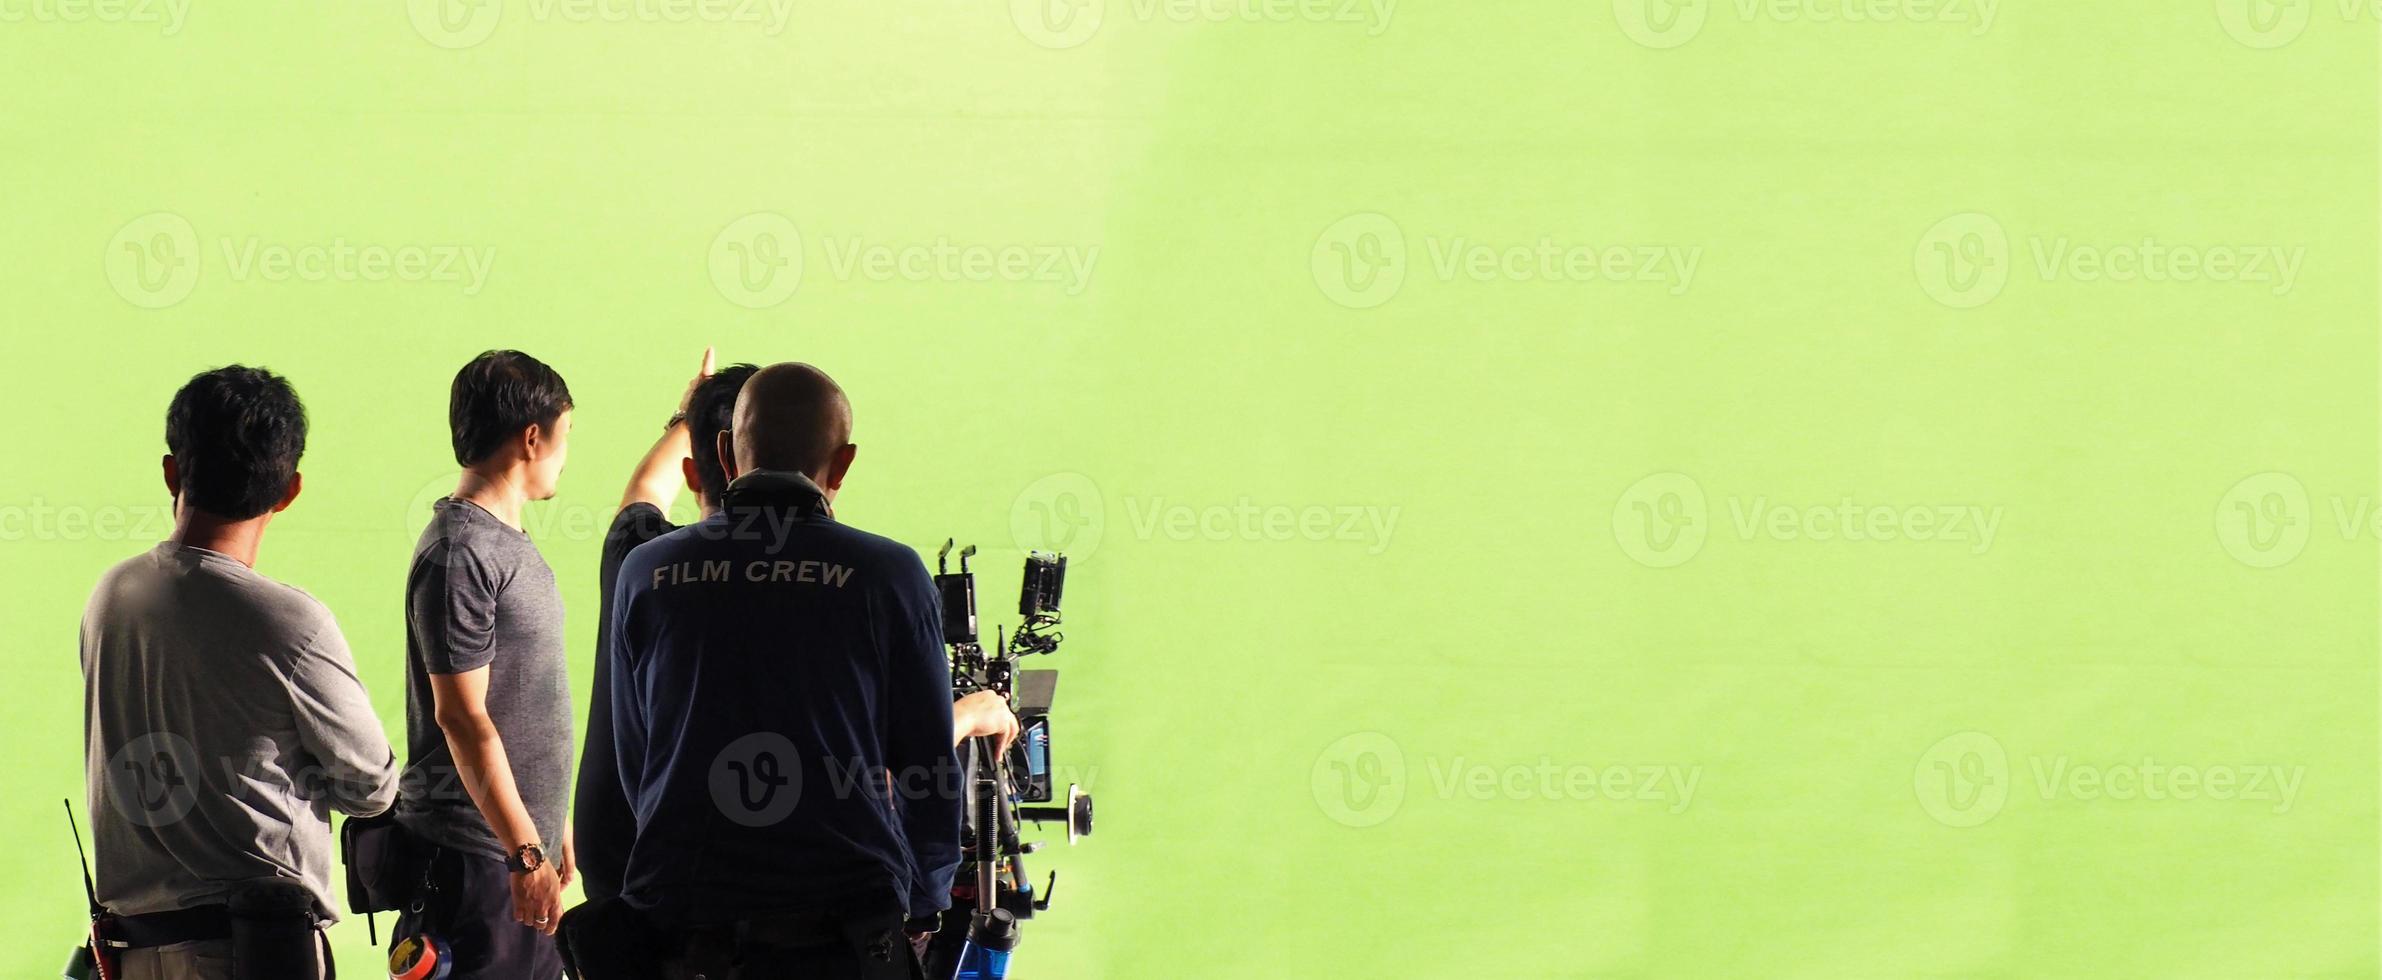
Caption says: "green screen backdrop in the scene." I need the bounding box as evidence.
[2,1,2378,975]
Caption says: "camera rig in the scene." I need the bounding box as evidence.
[923,542,1094,980]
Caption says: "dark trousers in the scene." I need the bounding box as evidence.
[392,846,564,980]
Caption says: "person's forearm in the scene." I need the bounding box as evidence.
[333,746,401,817]
[895,709,962,916]
[439,713,544,851]
[898,743,964,916]
[290,651,402,816]
[619,423,691,512]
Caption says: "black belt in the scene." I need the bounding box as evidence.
[108,905,233,949]
[671,907,911,977]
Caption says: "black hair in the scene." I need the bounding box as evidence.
[449,350,574,467]
[164,365,309,521]
[687,363,760,499]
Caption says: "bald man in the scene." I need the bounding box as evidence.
[575,354,1016,912]
[589,363,959,979]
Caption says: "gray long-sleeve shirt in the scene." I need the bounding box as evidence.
[82,542,400,920]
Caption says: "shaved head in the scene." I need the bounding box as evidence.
[728,362,854,487]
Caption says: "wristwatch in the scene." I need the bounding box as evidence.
[664,411,687,432]
[507,842,547,876]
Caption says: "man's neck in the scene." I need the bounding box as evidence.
[454,468,531,530]
[168,508,268,567]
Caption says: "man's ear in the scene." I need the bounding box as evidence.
[681,456,704,497]
[823,443,858,491]
[521,422,546,459]
[161,454,180,501]
[715,430,741,482]
[272,472,303,514]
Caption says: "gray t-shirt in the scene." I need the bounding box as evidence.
[396,498,572,860]
[83,543,399,920]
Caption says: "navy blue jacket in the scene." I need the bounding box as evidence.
[610,471,959,923]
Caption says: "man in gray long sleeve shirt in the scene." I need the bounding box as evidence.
[83,366,399,980]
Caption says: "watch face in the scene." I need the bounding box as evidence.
[515,845,544,872]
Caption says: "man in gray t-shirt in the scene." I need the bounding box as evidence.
[391,350,576,980]
[396,497,572,859]
[84,366,396,980]
[89,544,399,920]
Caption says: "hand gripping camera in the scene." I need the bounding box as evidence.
[924,543,1095,980]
